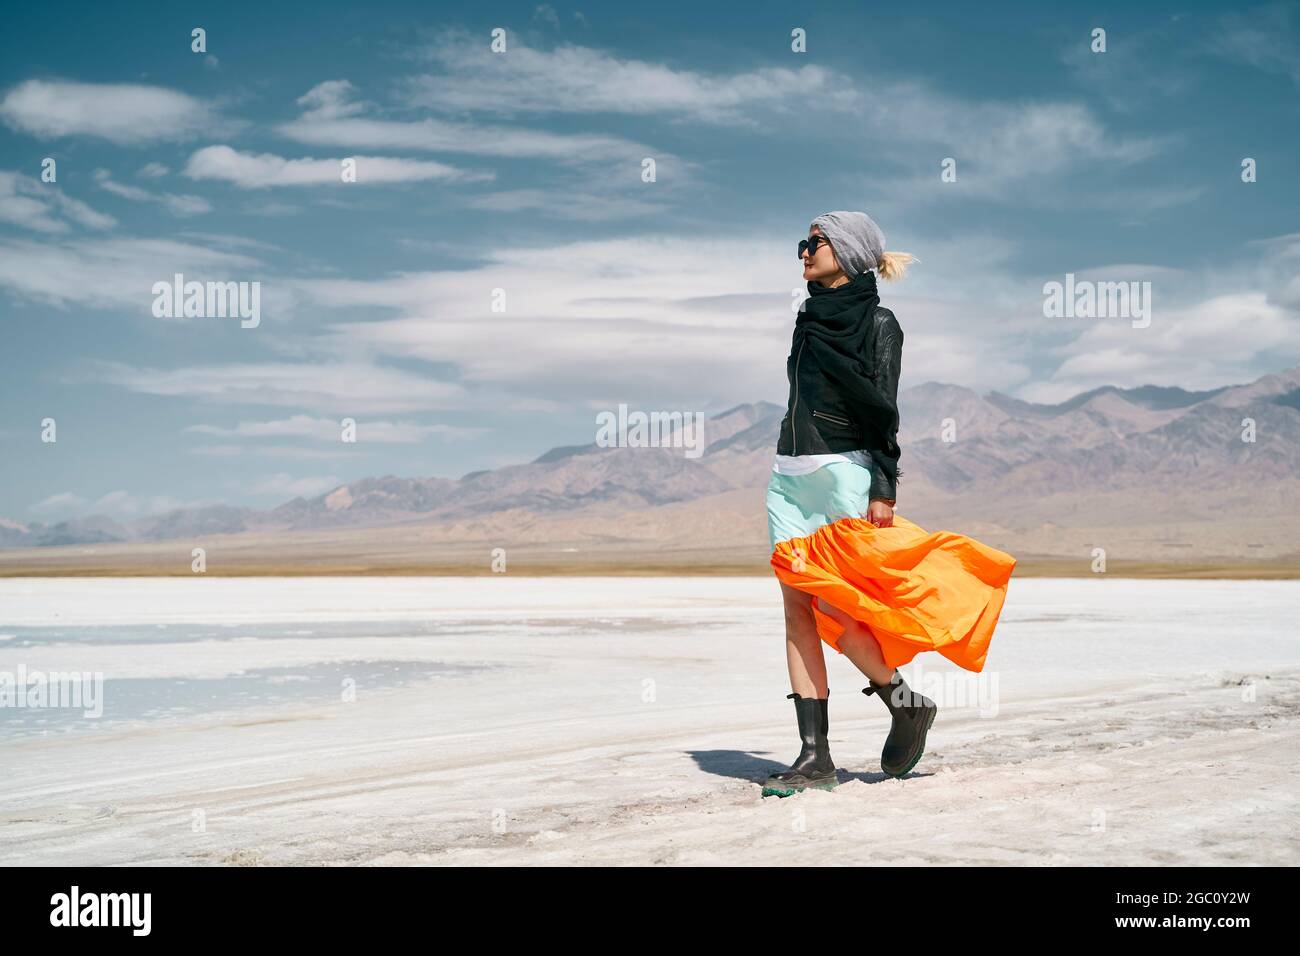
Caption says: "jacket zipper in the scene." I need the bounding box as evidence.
[792,337,806,455]
[812,409,852,427]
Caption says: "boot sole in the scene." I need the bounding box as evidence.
[882,705,937,779]
[760,774,838,798]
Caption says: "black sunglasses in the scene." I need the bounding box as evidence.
[798,235,832,259]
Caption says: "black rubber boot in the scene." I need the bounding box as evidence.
[761,692,837,797]
[863,671,937,778]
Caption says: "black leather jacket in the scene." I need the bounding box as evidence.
[775,305,903,504]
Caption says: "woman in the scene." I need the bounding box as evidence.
[762,211,1017,798]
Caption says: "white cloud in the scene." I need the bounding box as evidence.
[173,231,283,253]
[28,492,87,517]
[285,235,866,405]
[1206,5,1300,85]
[183,145,492,188]
[0,79,221,144]
[161,193,214,215]
[28,490,198,520]
[855,85,1165,201]
[0,236,258,311]
[1061,31,1191,112]
[404,29,857,124]
[93,168,212,216]
[1021,291,1300,403]
[189,444,356,460]
[185,414,475,442]
[279,228,1300,412]
[89,361,469,414]
[460,186,667,220]
[278,80,658,165]
[533,4,561,29]
[93,169,151,201]
[0,170,116,233]
[295,80,365,118]
[397,33,1160,202]
[248,473,342,498]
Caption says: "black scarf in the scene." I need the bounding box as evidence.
[798,268,881,357]
[795,269,902,476]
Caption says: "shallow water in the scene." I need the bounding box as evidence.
[1,577,1296,866]
[1,575,1296,742]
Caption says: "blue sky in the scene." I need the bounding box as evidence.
[2,0,1298,523]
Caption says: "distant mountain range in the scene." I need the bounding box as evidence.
[3,366,1299,567]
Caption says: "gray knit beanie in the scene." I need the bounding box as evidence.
[809,210,885,278]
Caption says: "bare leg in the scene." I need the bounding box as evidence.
[813,597,897,686]
[780,582,828,698]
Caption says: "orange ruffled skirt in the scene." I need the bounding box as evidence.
[771,511,1017,673]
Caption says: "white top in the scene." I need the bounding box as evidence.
[771,449,873,476]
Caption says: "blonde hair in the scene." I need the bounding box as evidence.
[876,251,918,281]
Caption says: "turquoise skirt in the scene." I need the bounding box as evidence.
[766,461,875,553]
